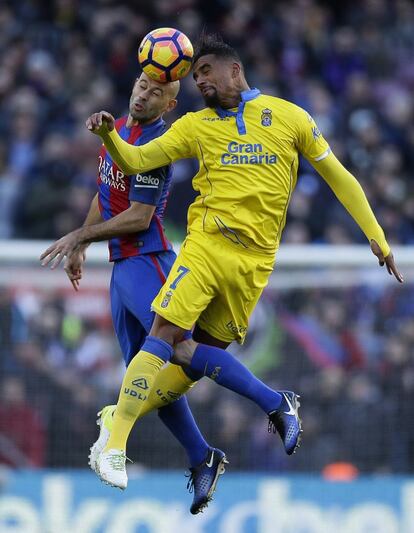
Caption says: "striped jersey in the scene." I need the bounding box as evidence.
[97,116,172,261]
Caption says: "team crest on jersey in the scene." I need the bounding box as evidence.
[160,290,173,308]
[261,108,272,127]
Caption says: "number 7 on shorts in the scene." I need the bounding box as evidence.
[169,265,190,290]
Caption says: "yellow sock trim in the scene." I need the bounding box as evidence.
[104,350,164,451]
[139,364,196,418]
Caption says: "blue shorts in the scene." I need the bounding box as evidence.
[110,251,177,366]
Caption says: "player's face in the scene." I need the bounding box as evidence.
[129,73,177,124]
[193,54,239,107]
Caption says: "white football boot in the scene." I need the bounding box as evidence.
[97,448,128,490]
[88,405,116,473]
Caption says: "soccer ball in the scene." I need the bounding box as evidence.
[138,28,193,83]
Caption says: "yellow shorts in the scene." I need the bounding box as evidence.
[152,231,275,343]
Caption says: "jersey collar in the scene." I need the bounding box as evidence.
[140,117,165,130]
[240,88,261,102]
[215,88,261,135]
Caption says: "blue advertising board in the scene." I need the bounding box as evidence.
[1,471,414,532]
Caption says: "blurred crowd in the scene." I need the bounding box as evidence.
[0,0,413,242]
[1,0,414,475]
[1,275,414,474]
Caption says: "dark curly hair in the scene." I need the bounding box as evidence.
[192,32,242,65]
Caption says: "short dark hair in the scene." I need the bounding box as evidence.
[193,32,242,65]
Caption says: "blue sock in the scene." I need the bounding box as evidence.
[189,344,282,413]
[141,335,173,362]
[158,396,209,468]
[181,364,203,381]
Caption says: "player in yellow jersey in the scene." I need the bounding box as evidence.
[83,33,403,488]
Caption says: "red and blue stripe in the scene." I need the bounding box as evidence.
[97,116,172,261]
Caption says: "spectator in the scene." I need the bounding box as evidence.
[0,0,413,474]
[0,0,411,243]
[0,376,46,467]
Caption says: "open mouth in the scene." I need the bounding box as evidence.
[133,103,144,112]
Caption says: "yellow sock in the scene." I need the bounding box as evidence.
[139,364,196,417]
[104,350,164,451]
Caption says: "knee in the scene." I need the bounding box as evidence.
[149,316,183,346]
[172,339,197,366]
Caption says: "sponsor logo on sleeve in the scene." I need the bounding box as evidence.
[312,126,321,140]
[134,173,160,188]
[305,112,322,141]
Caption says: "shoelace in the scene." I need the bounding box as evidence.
[108,453,126,471]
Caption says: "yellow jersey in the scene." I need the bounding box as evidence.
[103,89,389,257]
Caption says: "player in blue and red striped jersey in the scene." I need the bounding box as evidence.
[40,72,227,514]
[97,110,173,264]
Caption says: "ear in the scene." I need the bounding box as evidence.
[232,62,241,78]
[165,99,177,113]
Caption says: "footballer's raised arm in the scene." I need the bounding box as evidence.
[311,152,389,254]
[293,105,402,282]
[310,152,403,283]
[86,111,194,175]
[293,106,388,254]
[102,129,170,175]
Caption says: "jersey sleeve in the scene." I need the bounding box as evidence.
[152,114,195,161]
[128,165,169,206]
[311,152,390,257]
[295,108,331,162]
[102,114,195,175]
